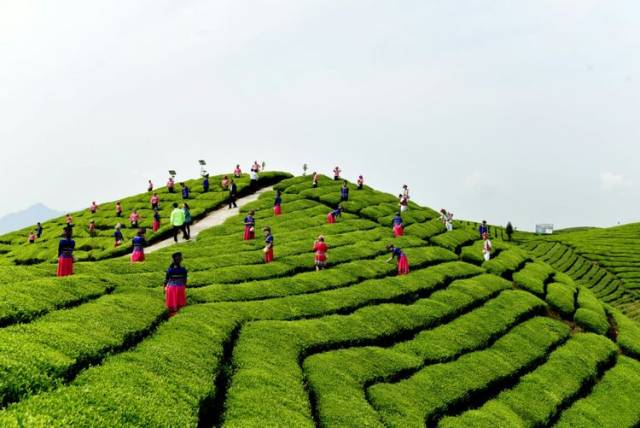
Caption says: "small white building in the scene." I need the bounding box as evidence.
[535,224,554,234]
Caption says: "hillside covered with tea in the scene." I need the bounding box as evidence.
[0,173,638,427]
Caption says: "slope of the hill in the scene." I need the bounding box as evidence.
[0,172,290,265]
[521,224,640,321]
[0,175,638,427]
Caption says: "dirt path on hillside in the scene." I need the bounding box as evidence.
[145,186,273,254]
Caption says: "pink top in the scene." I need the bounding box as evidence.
[151,195,159,204]
[130,212,140,222]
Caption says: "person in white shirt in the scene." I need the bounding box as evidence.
[482,233,493,261]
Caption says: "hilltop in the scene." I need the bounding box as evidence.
[0,173,638,427]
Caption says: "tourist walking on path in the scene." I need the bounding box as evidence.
[90,201,98,214]
[152,209,161,232]
[333,166,342,181]
[506,222,514,241]
[228,180,238,208]
[263,227,274,263]
[478,220,489,238]
[148,180,154,192]
[244,210,256,240]
[274,190,282,216]
[482,233,493,261]
[202,174,210,192]
[164,252,187,317]
[115,201,123,217]
[357,175,364,190]
[313,235,328,271]
[340,181,349,202]
[129,210,140,228]
[234,164,242,177]
[36,222,43,238]
[250,169,259,187]
[183,203,192,240]
[392,213,404,237]
[131,228,146,263]
[312,172,319,188]
[167,177,176,193]
[327,206,343,224]
[386,244,410,275]
[57,227,75,277]
[114,224,124,247]
[150,193,160,210]
[170,203,187,242]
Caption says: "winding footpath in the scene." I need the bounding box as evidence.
[145,185,274,254]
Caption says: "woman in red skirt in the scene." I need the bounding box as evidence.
[273,190,282,216]
[243,211,256,240]
[152,209,161,232]
[263,227,274,263]
[386,244,410,275]
[313,235,328,271]
[392,213,404,237]
[327,206,342,224]
[57,227,75,277]
[131,228,146,262]
[164,252,188,317]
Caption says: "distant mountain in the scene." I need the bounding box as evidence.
[0,203,64,234]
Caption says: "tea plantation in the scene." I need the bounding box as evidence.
[0,174,638,427]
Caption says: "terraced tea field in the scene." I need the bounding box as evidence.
[523,225,640,321]
[0,172,289,265]
[0,174,638,427]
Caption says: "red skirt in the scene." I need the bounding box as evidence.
[327,213,336,224]
[274,205,282,216]
[152,220,160,232]
[398,254,410,275]
[131,249,145,263]
[315,254,327,267]
[57,257,74,277]
[165,285,187,312]
[264,248,274,263]
[243,226,255,240]
[393,224,404,237]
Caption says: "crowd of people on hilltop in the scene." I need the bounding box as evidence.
[35,162,516,317]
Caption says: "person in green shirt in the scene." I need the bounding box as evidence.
[170,202,187,242]
[183,203,192,240]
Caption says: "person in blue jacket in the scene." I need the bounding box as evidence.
[340,181,349,202]
[478,220,489,238]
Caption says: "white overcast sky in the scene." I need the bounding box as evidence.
[0,0,638,230]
